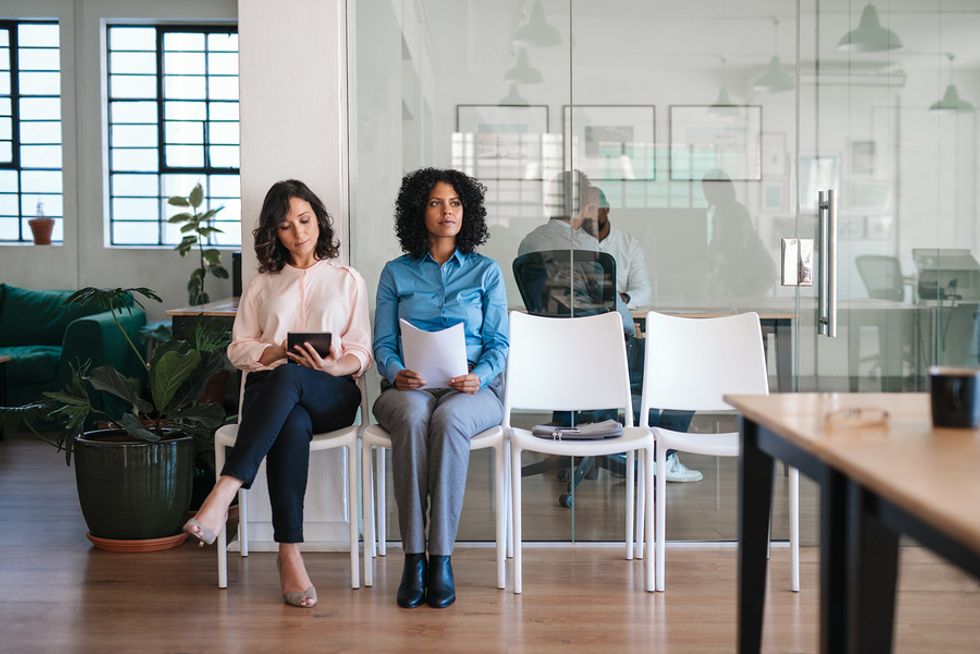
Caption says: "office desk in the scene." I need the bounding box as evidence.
[726,393,980,653]
[634,306,794,392]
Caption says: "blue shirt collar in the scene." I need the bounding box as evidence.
[421,248,467,266]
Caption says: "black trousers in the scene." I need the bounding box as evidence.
[221,364,360,543]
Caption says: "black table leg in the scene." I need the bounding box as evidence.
[820,466,850,654]
[847,481,900,654]
[738,417,775,653]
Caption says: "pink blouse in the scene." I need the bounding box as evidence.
[227,259,373,376]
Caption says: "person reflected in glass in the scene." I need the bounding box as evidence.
[702,169,774,298]
[585,188,653,309]
[183,179,373,609]
[373,168,508,609]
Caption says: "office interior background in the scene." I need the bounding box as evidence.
[2,0,979,554]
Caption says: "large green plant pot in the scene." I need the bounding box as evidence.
[73,429,193,540]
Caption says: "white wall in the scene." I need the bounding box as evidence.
[0,0,237,321]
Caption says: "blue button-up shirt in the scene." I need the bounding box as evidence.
[373,250,509,387]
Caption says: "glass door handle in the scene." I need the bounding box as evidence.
[817,190,837,337]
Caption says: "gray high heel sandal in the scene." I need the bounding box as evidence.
[182,518,217,547]
[277,558,318,608]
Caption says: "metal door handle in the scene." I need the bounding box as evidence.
[818,190,837,337]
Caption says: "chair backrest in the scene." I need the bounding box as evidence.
[640,311,768,419]
[855,254,904,302]
[503,311,633,425]
[512,249,617,318]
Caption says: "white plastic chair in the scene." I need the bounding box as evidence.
[506,311,655,593]
[637,311,800,592]
[361,398,509,590]
[214,371,369,590]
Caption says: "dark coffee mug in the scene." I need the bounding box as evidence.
[929,366,980,428]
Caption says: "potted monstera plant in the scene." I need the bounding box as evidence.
[0,287,226,552]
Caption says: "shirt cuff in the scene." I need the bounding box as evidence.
[382,357,405,384]
[471,362,495,387]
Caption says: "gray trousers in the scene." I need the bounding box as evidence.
[372,376,503,556]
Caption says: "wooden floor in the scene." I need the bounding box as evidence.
[2,436,979,653]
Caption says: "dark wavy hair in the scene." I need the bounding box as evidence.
[394,168,489,258]
[253,179,339,273]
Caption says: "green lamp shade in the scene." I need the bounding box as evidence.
[838,4,902,53]
[929,84,976,113]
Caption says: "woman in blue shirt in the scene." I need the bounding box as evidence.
[373,168,508,609]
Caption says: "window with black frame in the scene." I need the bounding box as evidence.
[0,20,63,243]
[106,24,240,247]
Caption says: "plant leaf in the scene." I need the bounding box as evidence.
[118,412,161,443]
[189,183,204,209]
[168,196,189,207]
[150,349,201,412]
[167,212,194,224]
[86,365,153,414]
[210,265,229,279]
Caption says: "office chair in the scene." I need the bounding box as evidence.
[512,249,625,507]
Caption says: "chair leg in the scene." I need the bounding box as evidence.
[790,466,800,592]
[362,444,375,587]
[494,443,506,590]
[347,444,360,589]
[644,447,655,593]
[625,450,635,561]
[215,443,228,589]
[636,456,645,560]
[377,448,387,556]
[655,438,667,592]
[505,441,514,559]
[511,444,523,594]
[240,487,249,558]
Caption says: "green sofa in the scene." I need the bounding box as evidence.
[0,283,146,407]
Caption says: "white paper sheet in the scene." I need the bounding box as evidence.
[400,319,468,389]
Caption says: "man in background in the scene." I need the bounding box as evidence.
[588,188,653,309]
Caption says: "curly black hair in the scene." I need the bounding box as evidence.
[394,168,490,258]
[253,179,339,273]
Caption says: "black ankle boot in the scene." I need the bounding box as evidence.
[427,555,456,608]
[397,552,428,608]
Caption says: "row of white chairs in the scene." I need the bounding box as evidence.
[212,310,799,595]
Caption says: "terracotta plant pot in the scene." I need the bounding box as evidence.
[28,217,54,245]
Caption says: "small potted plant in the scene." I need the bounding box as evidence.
[168,183,229,305]
[0,287,227,552]
[27,199,55,245]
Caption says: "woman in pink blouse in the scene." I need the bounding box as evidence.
[183,179,372,609]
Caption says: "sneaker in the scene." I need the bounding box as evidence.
[662,453,703,483]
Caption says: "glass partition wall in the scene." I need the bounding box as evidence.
[348,0,980,546]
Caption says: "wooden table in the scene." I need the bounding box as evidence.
[635,306,794,392]
[0,355,10,406]
[165,296,239,340]
[725,393,980,653]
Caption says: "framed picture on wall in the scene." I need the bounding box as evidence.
[455,105,550,180]
[562,105,656,180]
[761,180,786,213]
[761,132,787,178]
[798,153,839,213]
[847,139,876,177]
[668,105,762,181]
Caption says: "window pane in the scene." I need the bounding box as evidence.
[110,100,157,123]
[111,148,158,171]
[113,222,158,245]
[207,52,238,75]
[208,174,239,197]
[165,145,203,168]
[1,47,12,70]
[0,98,10,114]
[162,173,205,198]
[20,121,61,144]
[164,33,205,51]
[0,141,11,162]
[209,145,239,168]
[208,33,238,51]
[111,124,158,148]
[112,173,159,197]
[18,48,59,71]
[0,30,8,47]
[208,101,238,121]
[109,27,155,51]
[110,75,157,99]
[0,218,19,240]
[207,76,238,100]
[208,121,238,145]
[0,117,10,139]
[164,75,206,99]
[18,24,59,48]
[21,170,62,193]
[164,52,205,74]
[165,121,203,144]
[112,197,158,221]
[18,71,60,96]
[23,194,62,217]
[214,198,240,220]
[20,145,62,168]
[21,97,60,120]
[0,73,9,95]
[110,52,155,75]
[163,219,183,244]
[0,170,16,190]
[0,194,19,214]
[164,100,206,121]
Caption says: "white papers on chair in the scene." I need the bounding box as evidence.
[399,319,468,389]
